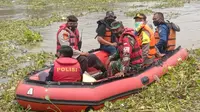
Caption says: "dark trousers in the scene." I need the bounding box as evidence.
[100,45,116,55]
[77,54,106,73]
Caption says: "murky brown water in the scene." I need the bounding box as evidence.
[1,1,200,83]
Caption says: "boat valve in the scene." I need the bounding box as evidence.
[141,76,149,85]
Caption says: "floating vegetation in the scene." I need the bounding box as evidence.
[94,49,200,112]
[152,0,185,8]
[125,9,153,17]
[0,52,54,112]
[0,0,13,6]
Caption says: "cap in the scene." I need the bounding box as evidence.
[67,15,78,22]
[105,11,116,19]
[111,21,123,30]
[133,13,146,20]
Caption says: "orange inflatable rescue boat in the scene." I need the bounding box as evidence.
[15,46,188,112]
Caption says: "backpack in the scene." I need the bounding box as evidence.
[166,20,180,32]
[96,19,112,33]
[165,20,180,51]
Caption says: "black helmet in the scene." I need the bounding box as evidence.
[105,11,117,19]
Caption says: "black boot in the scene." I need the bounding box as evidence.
[93,71,108,80]
[94,60,108,80]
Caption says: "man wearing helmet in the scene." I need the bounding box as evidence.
[95,11,118,55]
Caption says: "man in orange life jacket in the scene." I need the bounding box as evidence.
[96,11,117,55]
[56,15,107,76]
[46,45,82,82]
[133,13,157,65]
[107,21,143,77]
[153,12,179,54]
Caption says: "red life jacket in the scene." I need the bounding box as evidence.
[53,57,81,82]
[56,24,80,52]
[118,28,143,65]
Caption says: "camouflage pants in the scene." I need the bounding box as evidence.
[108,59,142,77]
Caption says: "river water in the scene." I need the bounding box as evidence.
[0,1,200,83]
[31,1,200,54]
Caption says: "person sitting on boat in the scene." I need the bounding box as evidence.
[56,15,107,77]
[107,21,143,77]
[153,12,180,54]
[133,13,157,66]
[46,45,82,82]
[95,11,118,55]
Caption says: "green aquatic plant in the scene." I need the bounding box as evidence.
[23,28,42,43]
[93,51,200,112]
[11,0,117,16]
[26,0,49,10]
[24,13,63,26]
[0,0,13,6]
[0,20,42,44]
[0,52,54,112]
[152,0,185,8]
[125,9,153,17]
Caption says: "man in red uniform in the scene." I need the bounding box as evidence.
[107,21,143,76]
[46,45,82,82]
[56,15,107,77]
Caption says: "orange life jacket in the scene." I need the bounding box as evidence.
[53,57,81,82]
[154,28,160,44]
[104,28,112,42]
[137,24,156,59]
[96,20,112,43]
[154,22,177,51]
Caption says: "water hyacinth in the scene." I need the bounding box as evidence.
[95,54,200,112]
